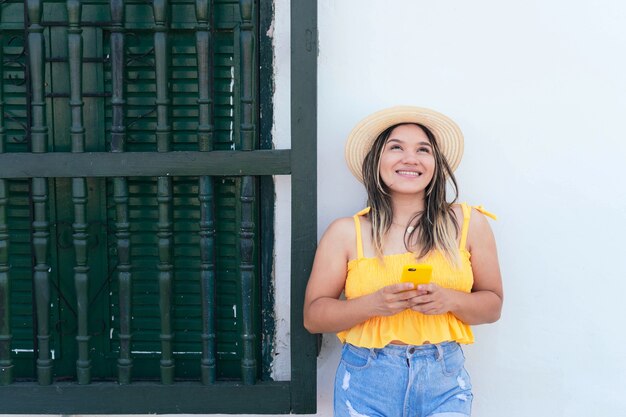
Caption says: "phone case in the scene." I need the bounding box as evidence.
[400,264,432,286]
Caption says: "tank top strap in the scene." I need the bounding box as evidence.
[459,203,497,250]
[473,205,498,220]
[353,207,370,259]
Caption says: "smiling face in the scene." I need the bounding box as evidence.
[378,124,436,198]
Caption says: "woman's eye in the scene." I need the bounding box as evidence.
[389,144,402,150]
[417,147,431,153]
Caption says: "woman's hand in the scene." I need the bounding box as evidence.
[368,283,420,317]
[409,283,460,316]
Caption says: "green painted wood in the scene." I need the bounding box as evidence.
[0,381,291,414]
[0,0,319,413]
[258,0,275,381]
[239,176,257,384]
[43,3,111,382]
[67,0,92,385]
[153,0,176,385]
[0,150,291,178]
[109,0,126,153]
[0,19,34,378]
[0,178,10,386]
[113,177,133,383]
[238,0,259,386]
[195,0,218,385]
[110,0,134,385]
[3,183,33,380]
[27,0,53,386]
[198,175,217,384]
[239,0,255,151]
[290,0,318,413]
[0,5,14,386]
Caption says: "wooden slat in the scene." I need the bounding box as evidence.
[67,0,92,385]
[153,0,176,386]
[239,0,255,152]
[0,150,291,178]
[290,0,318,413]
[238,176,257,384]
[0,381,290,414]
[110,0,134,385]
[27,0,53,386]
[195,0,217,385]
[238,0,258,386]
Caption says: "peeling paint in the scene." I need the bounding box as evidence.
[342,370,351,390]
[12,349,34,354]
[266,20,275,38]
[346,400,370,417]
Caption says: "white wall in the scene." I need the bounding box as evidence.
[315,1,626,416]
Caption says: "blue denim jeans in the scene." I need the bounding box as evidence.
[333,342,473,417]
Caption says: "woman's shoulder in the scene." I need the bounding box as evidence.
[324,216,356,235]
[323,208,370,234]
[318,216,360,261]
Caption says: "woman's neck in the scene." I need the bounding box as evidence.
[391,195,425,225]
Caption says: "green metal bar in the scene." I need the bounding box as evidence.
[153,0,175,385]
[110,0,133,385]
[239,0,255,151]
[290,0,318,412]
[0,150,291,178]
[0,9,14,385]
[27,0,53,386]
[67,0,91,385]
[195,0,217,385]
[239,176,257,385]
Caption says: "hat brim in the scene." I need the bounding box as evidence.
[345,106,464,183]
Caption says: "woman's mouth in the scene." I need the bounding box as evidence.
[396,170,422,177]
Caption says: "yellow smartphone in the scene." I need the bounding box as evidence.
[400,264,432,287]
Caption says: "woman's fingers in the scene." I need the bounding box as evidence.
[410,284,452,315]
[373,284,421,315]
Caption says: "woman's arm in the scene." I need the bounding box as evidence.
[303,218,419,334]
[411,208,503,325]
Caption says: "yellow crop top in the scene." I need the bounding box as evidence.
[337,203,496,348]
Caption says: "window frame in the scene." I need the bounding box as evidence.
[0,0,318,413]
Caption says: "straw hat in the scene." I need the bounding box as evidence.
[344,106,464,182]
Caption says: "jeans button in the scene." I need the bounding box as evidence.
[408,347,415,354]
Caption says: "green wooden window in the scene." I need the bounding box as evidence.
[0,0,317,413]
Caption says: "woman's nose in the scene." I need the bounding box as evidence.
[401,151,419,164]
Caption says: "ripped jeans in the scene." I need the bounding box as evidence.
[333,342,473,417]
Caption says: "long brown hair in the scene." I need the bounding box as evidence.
[361,123,461,265]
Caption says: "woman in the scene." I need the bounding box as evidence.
[304,106,503,417]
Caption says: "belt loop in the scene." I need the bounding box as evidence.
[435,343,444,361]
[369,347,378,360]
